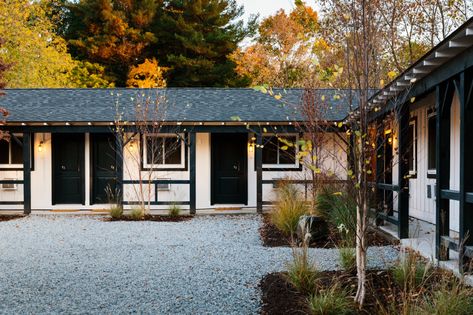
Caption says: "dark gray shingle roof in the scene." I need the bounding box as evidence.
[0,88,356,123]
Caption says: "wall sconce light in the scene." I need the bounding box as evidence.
[248,137,256,153]
[388,137,393,145]
[129,138,135,149]
[38,141,44,152]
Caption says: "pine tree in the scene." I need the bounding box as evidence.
[65,0,160,86]
[153,0,256,87]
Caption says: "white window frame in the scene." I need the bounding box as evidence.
[262,133,299,169]
[427,111,437,176]
[0,134,23,169]
[408,119,417,175]
[143,133,185,169]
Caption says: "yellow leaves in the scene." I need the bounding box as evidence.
[126,58,167,88]
[387,71,397,79]
[410,97,416,103]
[337,122,343,128]
[332,192,343,196]
[274,94,282,100]
[380,79,385,87]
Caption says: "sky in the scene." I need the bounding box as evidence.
[236,0,320,22]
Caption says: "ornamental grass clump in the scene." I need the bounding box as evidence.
[109,205,123,219]
[338,247,356,272]
[391,252,431,290]
[414,277,473,315]
[168,204,181,217]
[106,186,123,219]
[270,183,309,236]
[307,283,354,315]
[286,246,319,295]
[130,207,145,220]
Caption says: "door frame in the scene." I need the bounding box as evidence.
[51,133,85,205]
[210,133,248,205]
[90,133,117,205]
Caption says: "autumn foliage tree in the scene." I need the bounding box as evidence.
[126,58,167,88]
[232,2,330,87]
[0,38,10,140]
[65,0,159,85]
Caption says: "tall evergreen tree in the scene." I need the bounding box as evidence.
[153,0,256,87]
[65,0,159,85]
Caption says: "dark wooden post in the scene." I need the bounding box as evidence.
[189,132,196,215]
[115,131,124,207]
[256,132,263,213]
[397,102,409,239]
[436,82,453,261]
[458,71,473,271]
[375,120,385,225]
[23,132,31,214]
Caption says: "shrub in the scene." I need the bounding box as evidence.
[415,278,473,315]
[316,185,356,244]
[286,246,319,295]
[391,252,430,290]
[130,207,144,220]
[270,183,309,236]
[168,204,181,217]
[307,284,354,315]
[339,247,356,272]
[109,205,123,219]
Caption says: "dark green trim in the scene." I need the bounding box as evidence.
[189,132,196,214]
[22,132,31,214]
[139,133,188,172]
[397,102,410,239]
[0,201,24,205]
[256,133,263,213]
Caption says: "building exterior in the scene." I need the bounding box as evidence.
[0,88,350,213]
[372,17,473,271]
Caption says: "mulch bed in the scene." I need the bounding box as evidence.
[259,214,398,248]
[0,215,25,222]
[260,267,450,315]
[105,214,193,222]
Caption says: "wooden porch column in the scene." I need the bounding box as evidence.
[436,82,454,261]
[189,132,196,215]
[397,102,409,239]
[458,70,473,271]
[115,132,124,207]
[256,132,263,213]
[22,132,31,215]
[375,119,385,225]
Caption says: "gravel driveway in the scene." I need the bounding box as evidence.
[0,215,398,314]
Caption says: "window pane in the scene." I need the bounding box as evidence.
[279,137,296,165]
[262,136,277,164]
[428,116,436,170]
[0,140,8,164]
[146,136,164,165]
[11,137,23,164]
[164,137,182,165]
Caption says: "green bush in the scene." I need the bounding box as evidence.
[109,205,123,219]
[391,252,430,290]
[339,247,356,272]
[130,207,144,220]
[168,204,181,217]
[415,278,473,315]
[286,247,319,295]
[270,183,309,236]
[308,284,354,315]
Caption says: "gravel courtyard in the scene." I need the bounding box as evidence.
[0,215,399,314]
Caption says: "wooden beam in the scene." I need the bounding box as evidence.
[22,132,31,214]
[189,132,196,215]
[115,132,124,207]
[256,133,263,213]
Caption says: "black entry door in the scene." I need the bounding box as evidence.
[211,133,247,204]
[52,134,85,204]
[91,134,117,204]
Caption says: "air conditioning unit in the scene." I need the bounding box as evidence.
[157,179,170,191]
[1,179,17,191]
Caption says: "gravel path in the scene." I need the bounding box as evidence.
[0,215,398,314]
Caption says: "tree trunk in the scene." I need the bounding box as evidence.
[355,200,368,306]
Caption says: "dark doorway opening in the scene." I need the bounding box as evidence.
[91,133,117,204]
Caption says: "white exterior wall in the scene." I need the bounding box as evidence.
[1,131,348,211]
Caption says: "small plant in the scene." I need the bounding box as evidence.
[307,283,354,315]
[109,205,123,219]
[414,277,473,315]
[339,247,356,272]
[270,183,309,236]
[130,207,144,220]
[168,204,181,217]
[106,185,123,219]
[391,251,430,290]
[286,246,318,295]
